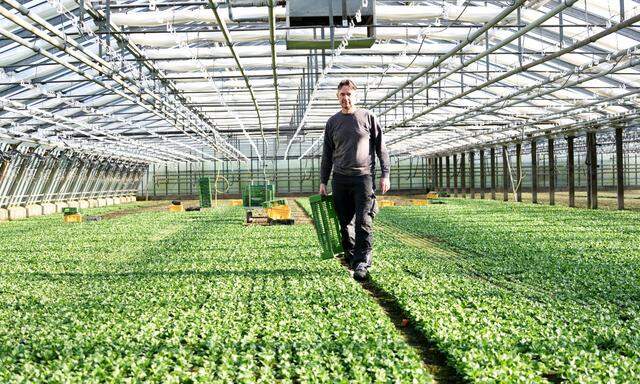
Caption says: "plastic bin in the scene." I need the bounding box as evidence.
[308,194,343,259]
[63,213,82,223]
[199,177,212,208]
[242,184,276,207]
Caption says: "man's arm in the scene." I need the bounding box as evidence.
[319,122,333,195]
[373,114,391,193]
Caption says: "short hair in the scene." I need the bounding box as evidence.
[337,79,357,91]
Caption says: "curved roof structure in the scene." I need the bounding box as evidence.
[1,0,640,164]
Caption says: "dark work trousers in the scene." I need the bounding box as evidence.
[331,173,377,269]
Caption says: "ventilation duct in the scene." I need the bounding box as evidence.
[286,0,375,49]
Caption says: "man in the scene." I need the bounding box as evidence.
[319,79,390,281]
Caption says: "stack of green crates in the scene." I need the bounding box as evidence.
[308,194,343,259]
[199,177,212,208]
[242,184,275,207]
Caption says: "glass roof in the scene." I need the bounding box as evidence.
[1,0,639,163]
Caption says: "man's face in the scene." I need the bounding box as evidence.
[337,85,356,110]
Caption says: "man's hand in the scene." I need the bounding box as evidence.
[319,183,328,196]
[379,177,390,194]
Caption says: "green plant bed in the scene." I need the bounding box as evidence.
[0,205,432,382]
[370,199,640,382]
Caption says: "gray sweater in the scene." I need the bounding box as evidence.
[320,109,390,185]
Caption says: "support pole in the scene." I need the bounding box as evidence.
[446,156,451,194]
[516,142,522,202]
[438,156,444,193]
[427,158,433,191]
[469,151,475,199]
[460,152,466,198]
[616,126,624,210]
[479,149,486,199]
[453,154,458,197]
[502,146,509,201]
[531,139,538,204]
[433,157,438,192]
[567,135,575,207]
[490,147,496,200]
[587,131,598,209]
[548,136,555,206]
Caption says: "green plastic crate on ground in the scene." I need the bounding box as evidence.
[262,198,287,208]
[199,177,212,208]
[242,184,276,207]
[308,194,343,259]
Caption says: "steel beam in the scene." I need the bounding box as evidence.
[616,126,624,210]
[460,152,466,198]
[502,146,509,202]
[531,139,538,204]
[567,135,575,207]
[479,149,485,199]
[548,137,555,206]
[516,142,522,202]
[445,155,451,194]
[587,131,598,209]
[469,151,475,199]
[453,154,458,197]
[490,147,496,200]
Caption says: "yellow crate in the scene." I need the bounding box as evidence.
[426,192,439,199]
[266,205,292,220]
[64,213,83,223]
[169,204,184,212]
[229,199,243,206]
[409,199,428,206]
[378,200,396,208]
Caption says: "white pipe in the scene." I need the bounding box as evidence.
[0,21,97,67]
[111,6,286,26]
[0,0,77,33]
[157,54,437,72]
[111,4,515,27]
[443,5,517,23]
[129,27,483,47]
[176,74,438,90]
[143,42,482,59]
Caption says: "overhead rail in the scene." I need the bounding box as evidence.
[0,6,232,162]
[0,96,206,163]
[208,0,267,161]
[268,0,281,160]
[397,44,640,157]
[377,0,578,119]
[367,0,526,111]
[1,79,220,162]
[82,0,250,162]
[387,12,640,148]
[0,0,247,162]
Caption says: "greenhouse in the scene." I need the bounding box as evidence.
[1,0,640,382]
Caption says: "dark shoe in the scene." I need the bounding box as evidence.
[353,267,368,282]
[342,253,354,268]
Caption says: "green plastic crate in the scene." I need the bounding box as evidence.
[262,198,287,208]
[308,194,343,259]
[62,207,78,215]
[242,184,276,207]
[199,177,212,208]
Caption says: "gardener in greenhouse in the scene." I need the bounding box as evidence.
[319,79,391,282]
